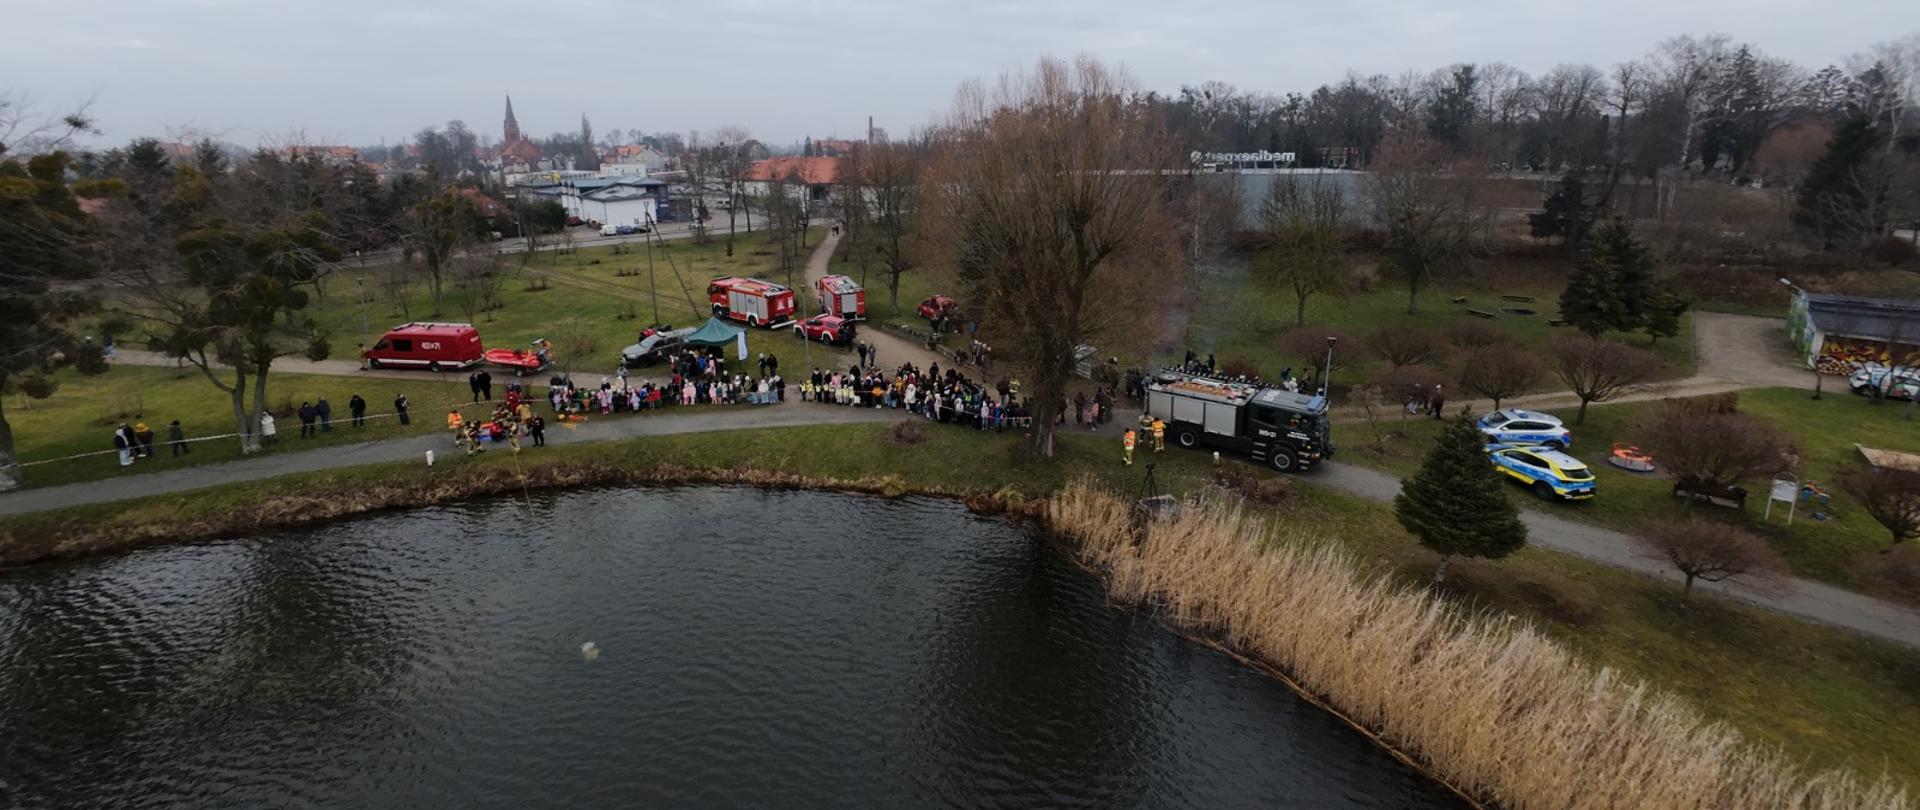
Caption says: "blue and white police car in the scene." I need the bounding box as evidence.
[1487,443,1596,501]
[1476,409,1572,449]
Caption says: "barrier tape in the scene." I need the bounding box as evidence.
[9,409,428,468]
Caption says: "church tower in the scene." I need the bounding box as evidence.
[503,95,522,144]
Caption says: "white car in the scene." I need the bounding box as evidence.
[1850,365,1920,400]
[600,224,620,237]
[1477,408,1572,449]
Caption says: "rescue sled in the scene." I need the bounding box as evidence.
[484,339,552,376]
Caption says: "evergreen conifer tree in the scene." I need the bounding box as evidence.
[1643,290,1688,345]
[1793,115,1887,252]
[1558,247,1624,337]
[1395,412,1528,583]
[1594,217,1656,326]
[1527,169,1597,248]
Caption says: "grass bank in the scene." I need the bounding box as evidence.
[1335,387,1920,592]
[1,423,1916,791]
[1051,482,1907,809]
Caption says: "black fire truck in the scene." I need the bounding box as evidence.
[1143,370,1333,472]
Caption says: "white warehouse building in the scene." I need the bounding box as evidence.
[528,176,665,227]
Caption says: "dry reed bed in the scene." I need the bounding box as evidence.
[1049,481,1909,810]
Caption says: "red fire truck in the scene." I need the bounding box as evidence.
[708,276,796,328]
[363,323,485,371]
[815,274,866,320]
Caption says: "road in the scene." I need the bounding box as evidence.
[342,214,718,268]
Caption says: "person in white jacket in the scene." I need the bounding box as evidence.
[259,412,278,444]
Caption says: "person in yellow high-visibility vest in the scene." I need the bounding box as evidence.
[447,409,464,446]
[1122,428,1137,466]
[1151,418,1165,452]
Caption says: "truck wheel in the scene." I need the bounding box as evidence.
[428,362,443,373]
[747,315,761,328]
[367,358,382,370]
[1269,451,1297,473]
[1532,481,1556,500]
[1176,428,1198,449]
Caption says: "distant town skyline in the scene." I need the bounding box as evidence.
[2,0,1911,149]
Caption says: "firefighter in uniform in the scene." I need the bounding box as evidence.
[1122,428,1137,466]
[446,409,465,447]
[1151,418,1165,453]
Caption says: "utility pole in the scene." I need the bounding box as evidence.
[646,213,659,326]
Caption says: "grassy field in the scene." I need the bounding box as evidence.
[281,227,836,378]
[3,421,1916,790]
[1334,387,1920,591]
[1181,253,1696,385]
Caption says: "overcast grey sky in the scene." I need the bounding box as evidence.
[2,0,1912,149]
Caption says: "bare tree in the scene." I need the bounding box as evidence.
[1635,518,1790,601]
[448,248,509,324]
[550,316,601,380]
[1839,466,1920,545]
[1367,131,1492,314]
[930,56,1182,457]
[1633,403,1797,495]
[1457,345,1545,409]
[1364,325,1446,368]
[1281,326,1363,391]
[712,124,753,252]
[1547,335,1663,423]
[1260,173,1351,325]
[850,137,921,315]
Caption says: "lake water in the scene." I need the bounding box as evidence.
[0,487,1457,808]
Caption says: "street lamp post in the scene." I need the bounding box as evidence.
[1320,336,1338,397]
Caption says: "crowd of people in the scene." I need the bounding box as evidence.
[799,360,1033,431]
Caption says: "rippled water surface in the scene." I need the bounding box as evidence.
[0,487,1457,808]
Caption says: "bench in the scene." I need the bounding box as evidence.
[1449,296,1468,304]
[1548,318,1568,327]
[1501,294,1537,303]
[1467,309,1497,319]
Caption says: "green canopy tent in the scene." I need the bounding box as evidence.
[682,316,746,347]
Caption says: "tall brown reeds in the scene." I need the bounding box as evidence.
[1049,479,1908,810]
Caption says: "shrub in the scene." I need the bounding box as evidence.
[1633,404,1797,495]
[1838,466,1920,546]
[1443,319,1510,351]
[889,419,927,446]
[1634,518,1790,601]
[1365,325,1447,368]
[1547,335,1664,424]
[1455,345,1545,410]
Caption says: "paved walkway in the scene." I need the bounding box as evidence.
[0,403,896,518]
[1314,462,1920,650]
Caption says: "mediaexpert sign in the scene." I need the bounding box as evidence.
[1191,150,1297,165]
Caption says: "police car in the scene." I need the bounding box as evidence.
[1487,443,1595,500]
[1849,365,1920,400]
[1476,409,1572,449]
